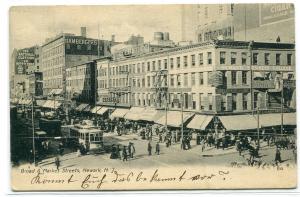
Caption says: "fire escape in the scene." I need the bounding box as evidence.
[152,69,168,109]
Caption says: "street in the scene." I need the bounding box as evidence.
[38,132,296,170]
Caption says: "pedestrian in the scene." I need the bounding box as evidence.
[128,142,136,158]
[116,145,121,159]
[148,141,152,156]
[55,156,60,170]
[155,142,160,155]
[201,139,206,152]
[159,133,163,143]
[122,146,128,162]
[275,147,282,164]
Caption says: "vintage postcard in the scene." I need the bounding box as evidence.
[10,4,296,191]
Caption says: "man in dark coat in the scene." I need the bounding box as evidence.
[55,156,60,170]
[148,141,152,156]
[155,142,160,155]
[122,146,128,162]
[275,147,282,164]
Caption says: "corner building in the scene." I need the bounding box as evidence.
[96,40,295,114]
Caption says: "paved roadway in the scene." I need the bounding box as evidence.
[40,132,296,169]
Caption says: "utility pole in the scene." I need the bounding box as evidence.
[257,107,260,148]
[181,91,184,149]
[31,94,36,165]
[281,72,284,135]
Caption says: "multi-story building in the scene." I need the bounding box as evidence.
[28,72,43,97]
[66,61,96,105]
[96,40,295,115]
[10,46,42,99]
[41,27,112,97]
[181,4,294,43]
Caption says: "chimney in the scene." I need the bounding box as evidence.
[81,27,87,37]
[111,34,115,42]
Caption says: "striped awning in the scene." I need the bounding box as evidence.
[187,115,214,130]
[110,108,129,119]
[124,107,146,121]
[155,111,194,128]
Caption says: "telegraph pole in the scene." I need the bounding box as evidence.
[31,94,36,165]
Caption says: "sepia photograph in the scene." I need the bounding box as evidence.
[9,3,297,191]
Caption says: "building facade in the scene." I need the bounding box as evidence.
[96,40,295,114]
[66,61,96,104]
[181,4,294,43]
[41,27,112,97]
[28,72,43,97]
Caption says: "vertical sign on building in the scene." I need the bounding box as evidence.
[15,47,35,75]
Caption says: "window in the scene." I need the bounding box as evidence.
[164,59,168,69]
[208,93,213,110]
[141,63,145,73]
[243,93,248,110]
[276,53,281,65]
[191,73,196,86]
[137,63,141,73]
[199,72,204,85]
[192,93,196,109]
[242,71,247,85]
[177,75,181,86]
[199,93,204,110]
[147,76,150,87]
[287,54,292,65]
[253,53,258,65]
[191,55,195,66]
[231,52,237,65]
[152,61,156,71]
[170,58,174,69]
[232,71,237,85]
[232,93,237,111]
[220,51,226,64]
[158,60,161,70]
[207,71,212,85]
[199,53,203,65]
[184,73,188,87]
[254,92,258,109]
[176,57,180,68]
[241,52,247,65]
[207,52,212,64]
[147,62,150,71]
[264,53,270,65]
[170,75,174,86]
[184,56,188,67]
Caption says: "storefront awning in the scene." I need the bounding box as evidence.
[82,105,92,112]
[155,111,194,128]
[110,108,129,119]
[257,113,296,127]
[187,115,214,130]
[75,103,89,112]
[42,100,62,109]
[96,107,110,115]
[139,108,165,122]
[36,100,47,107]
[48,89,63,96]
[219,115,258,131]
[124,107,146,121]
[90,106,102,114]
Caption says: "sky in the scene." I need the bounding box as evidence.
[9,5,182,50]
